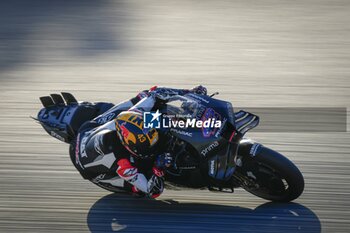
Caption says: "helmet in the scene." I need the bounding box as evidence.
[115,111,159,159]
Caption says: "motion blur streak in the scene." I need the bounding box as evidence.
[0,0,349,232]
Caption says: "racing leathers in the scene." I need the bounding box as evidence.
[70,86,207,198]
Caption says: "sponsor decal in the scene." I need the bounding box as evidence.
[201,141,219,156]
[201,108,222,137]
[80,136,88,158]
[50,131,65,142]
[215,118,227,138]
[96,113,115,124]
[195,106,206,120]
[170,128,193,137]
[80,129,94,158]
[249,143,261,157]
[209,160,215,175]
[75,134,81,164]
[75,134,85,170]
[94,134,104,155]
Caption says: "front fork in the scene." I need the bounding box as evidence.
[232,138,264,189]
[208,138,262,191]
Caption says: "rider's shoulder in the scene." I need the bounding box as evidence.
[79,119,116,134]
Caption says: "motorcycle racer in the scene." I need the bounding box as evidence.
[70,85,207,198]
[36,85,304,202]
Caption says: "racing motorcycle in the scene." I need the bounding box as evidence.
[34,92,304,202]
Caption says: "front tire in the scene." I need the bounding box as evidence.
[236,142,304,202]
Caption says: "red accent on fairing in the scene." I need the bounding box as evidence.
[117,159,137,178]
[229,131,236,142]
[149,86,158,91]
[152,167,164,177]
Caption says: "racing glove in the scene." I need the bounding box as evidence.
[191,85,207,95]
[116,159,148,193]
[146,153,174,198]
[149,85,207,100]
[148,87,177,101]
[147,172,164,199]
[117,158,165,198]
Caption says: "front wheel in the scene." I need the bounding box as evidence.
[235,142,304,202]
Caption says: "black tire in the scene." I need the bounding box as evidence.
[237,143,304,202]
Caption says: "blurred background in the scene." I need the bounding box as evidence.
[0,0,349,232]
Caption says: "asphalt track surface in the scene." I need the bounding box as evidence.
[0,1,349,232]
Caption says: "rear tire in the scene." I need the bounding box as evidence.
[237,143,304,202]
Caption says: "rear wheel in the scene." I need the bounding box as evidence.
[235,143,304,202]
